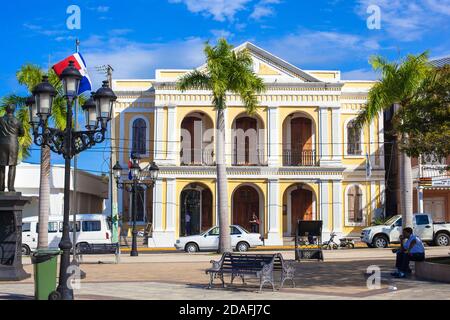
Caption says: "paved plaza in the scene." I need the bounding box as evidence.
[1,247,449,300]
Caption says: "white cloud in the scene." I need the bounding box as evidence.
[23,23,67,37]
[341,69,379,81]
[80,36,205,88]
[356,0,450,41]
[210,29,234,39]
[168,0,251,21]
[250,0,281,20]
[264,29,381,66]
[88,6,110,13]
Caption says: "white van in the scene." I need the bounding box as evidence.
[21,214,112,255]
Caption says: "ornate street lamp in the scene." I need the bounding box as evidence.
[112,156,159,257]
[29,61,117,300]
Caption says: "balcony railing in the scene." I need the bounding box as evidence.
[180,148,215,166]
[283,149,317,166]
[232,148,267,166]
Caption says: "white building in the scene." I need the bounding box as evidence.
[14,162,109,218]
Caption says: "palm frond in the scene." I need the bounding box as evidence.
[177,70,212,91]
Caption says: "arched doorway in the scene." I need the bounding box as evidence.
[282,113,315,166]
[232,185,262,233]
[180,184,213,236]
[283,184,316,236]
[180,112,214,166]
[232,114,265,166]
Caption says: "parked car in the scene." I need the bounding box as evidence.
[361,213,450,248]
[175,225,264,253]
[21,214,112,255]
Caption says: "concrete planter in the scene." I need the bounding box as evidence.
[415,257,450,283]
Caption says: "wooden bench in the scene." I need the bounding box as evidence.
[75,243,120,264]
[205,253,295,292]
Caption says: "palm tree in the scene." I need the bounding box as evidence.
[177,39,265,252]
[1,64,79,250]
[356,52,432,228]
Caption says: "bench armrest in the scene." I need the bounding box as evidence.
[209,259,222,271]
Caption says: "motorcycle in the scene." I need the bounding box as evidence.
[321,232,355,250]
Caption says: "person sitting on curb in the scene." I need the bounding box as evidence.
[391,227,425,278]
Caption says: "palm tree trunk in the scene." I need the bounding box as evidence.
[216,108,232,253]
[398,133,414,228]
[37,145,51,250]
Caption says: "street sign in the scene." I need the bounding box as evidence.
[432,178,450,187]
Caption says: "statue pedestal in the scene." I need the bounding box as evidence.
[0,193,31,281]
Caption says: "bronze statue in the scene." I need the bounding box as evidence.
[0,105,24,192]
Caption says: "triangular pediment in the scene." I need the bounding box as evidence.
[197,42,321,83]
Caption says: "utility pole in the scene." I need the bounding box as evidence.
[96,64,117,243]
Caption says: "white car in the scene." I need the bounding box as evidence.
[22,214,112,255]
[361,213,450,248]
[175,225,264,253]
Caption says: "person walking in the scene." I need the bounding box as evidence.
[118,215,129,247]
[391,227,425,278]
[249,213,260,233]
[185,212,191,236]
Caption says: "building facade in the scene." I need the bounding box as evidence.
[112,42,385,247]
[14,162,109,218]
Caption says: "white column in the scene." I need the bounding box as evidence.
[166,105,177,165]
[370,181,377,223]
[152,179,163,232]
[318,107,330,165]
[378,111,385,169]
[166,178,176,232]
[319,181,330,235]
[266,179,283,245]
[267,105,279,167]
[380,180,386,217]
[223,108,232,165]
[154,106,165,162]
[417,186,424,213]
[148,179,175,248]
[332,180,343,234]
[331,107,342,166]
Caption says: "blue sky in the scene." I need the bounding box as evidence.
[1,0,449,175]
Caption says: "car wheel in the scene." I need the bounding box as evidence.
[185,243,199,253]
[434,233,450,247]
[21,245,31,256]
[372,235,389,248]
[236,242,249,252]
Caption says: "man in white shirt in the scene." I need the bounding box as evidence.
[391,227,425,278]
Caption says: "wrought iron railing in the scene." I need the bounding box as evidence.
[232,147,267,166]
[180,148,215,166]
[283,149,317,166]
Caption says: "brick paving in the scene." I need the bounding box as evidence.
[1,247,449,300]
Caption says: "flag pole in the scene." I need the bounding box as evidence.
[71,39,82,272]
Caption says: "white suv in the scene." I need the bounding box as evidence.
[175,225,264,253]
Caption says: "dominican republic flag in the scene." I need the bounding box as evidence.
[52,52,92,94]
[366,152,372,179]
[128,154,133,180]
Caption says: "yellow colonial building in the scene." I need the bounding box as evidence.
[111,42,385,247]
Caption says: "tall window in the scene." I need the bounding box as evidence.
[347,185,363,223]
[347,120,362,155]
[132,118,146,156]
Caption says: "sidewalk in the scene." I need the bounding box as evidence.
[1,247,449,300]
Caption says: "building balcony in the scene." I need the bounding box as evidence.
[180,148,215,166]
[232,148,267,166]
[282,149,317,167]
